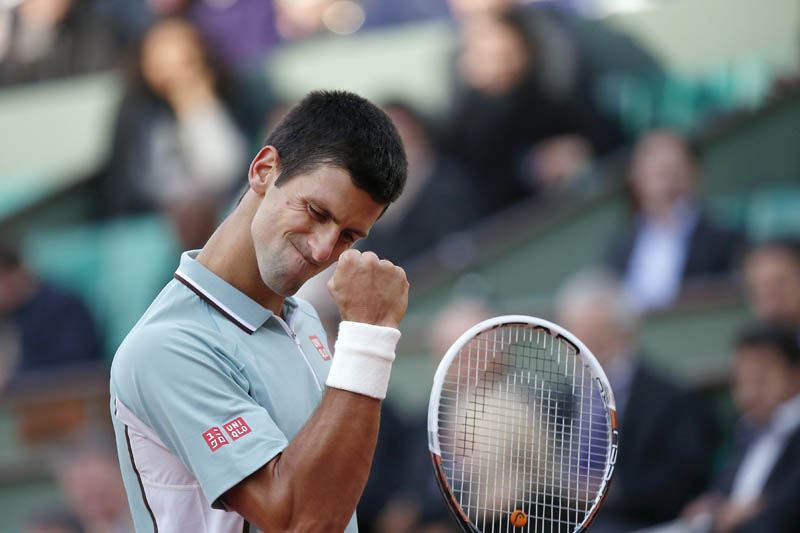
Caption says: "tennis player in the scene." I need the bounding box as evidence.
[109,90,409,532]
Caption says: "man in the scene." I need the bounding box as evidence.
[743,239,800,327]
[109,91,409,532]
[606,130,740,311]
[555,269,716,531]
[649,322,800,533]
[0,240,101,384]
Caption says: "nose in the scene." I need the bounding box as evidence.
[308,226,339,264]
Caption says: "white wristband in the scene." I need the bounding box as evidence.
[326,321,401,400]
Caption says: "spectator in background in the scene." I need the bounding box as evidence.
[102,17,247,250]
[663,322,800,533]
[0,240,101,386]
[743,239,800,330]
[358,100,484,265]
[442,6,621,214]
[0,0,121,86]
[54,436,133,533]
[607,130,740,311]
[556,269,716,531]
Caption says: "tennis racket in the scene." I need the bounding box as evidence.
[428,315,618,532]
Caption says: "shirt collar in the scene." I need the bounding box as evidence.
[638,198,700,235]
[174,250,275,334]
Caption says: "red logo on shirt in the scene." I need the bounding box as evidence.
[202,427,228,452]
[309,335,331,361]
[223,417,252,441]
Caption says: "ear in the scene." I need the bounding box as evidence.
[248,146,280,196]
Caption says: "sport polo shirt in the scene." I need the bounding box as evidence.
[110,250,358,533]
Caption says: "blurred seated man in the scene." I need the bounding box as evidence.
[0,241,101,386]
[743,239,800,331]
[556,269,717,531]
[645,322,800,533]
[607,130,740,311]
[0,0,121,86]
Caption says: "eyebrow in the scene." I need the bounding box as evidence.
[315,204,368,239]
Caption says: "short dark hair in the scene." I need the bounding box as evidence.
[265,90,407,205]
[735,321,800,366]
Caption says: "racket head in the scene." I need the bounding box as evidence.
[428,315,618,533]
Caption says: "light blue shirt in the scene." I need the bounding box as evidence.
[624,200,699,311]
[110,250,357,532]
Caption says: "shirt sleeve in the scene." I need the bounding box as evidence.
[111,322,288,508]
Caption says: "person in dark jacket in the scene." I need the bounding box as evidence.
[0,241,101,385]
[606,130,740,311]
[665,322,800,533]
[556,269,717,531]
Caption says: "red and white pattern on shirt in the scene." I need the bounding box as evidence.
[309,335,331,361]
[202,427,229,451]
[223,417,252,441]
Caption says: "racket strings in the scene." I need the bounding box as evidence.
[436,325,612,532]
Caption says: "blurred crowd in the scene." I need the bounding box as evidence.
[1,0,799,531]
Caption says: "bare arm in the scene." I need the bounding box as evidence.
[223,250,408,531]
[223,388,380,531]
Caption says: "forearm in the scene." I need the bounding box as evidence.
[226,321,400,531]
[226,389,380,531]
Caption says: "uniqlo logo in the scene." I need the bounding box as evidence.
[309,335,331,361]
[223,417,252,441]
[202,427,228,452]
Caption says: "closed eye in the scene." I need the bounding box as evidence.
[308,204,326,220]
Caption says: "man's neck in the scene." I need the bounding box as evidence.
[196,202,284,316]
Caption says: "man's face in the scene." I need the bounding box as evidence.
[250,165,385,297]
[745,248,800,324]
[732,345,799,426]
[630,132,695,216]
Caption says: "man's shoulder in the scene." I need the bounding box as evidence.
[111,284,241,385]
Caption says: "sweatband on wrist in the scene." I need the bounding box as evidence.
[326,321,401,400]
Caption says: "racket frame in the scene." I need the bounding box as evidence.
[427,315,619,533]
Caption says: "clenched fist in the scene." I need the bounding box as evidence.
[327,250,409,329]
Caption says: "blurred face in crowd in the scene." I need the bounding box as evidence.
[560,300,632,368]
[140,19,211,98]
[57,450,129,526]
[429,301,491,363]
[745,247,800,324]
[732,345,800,426]
[0,265,32,314]
[630,131,696,218]
[250,158,384,297]
[458,13,530,95]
